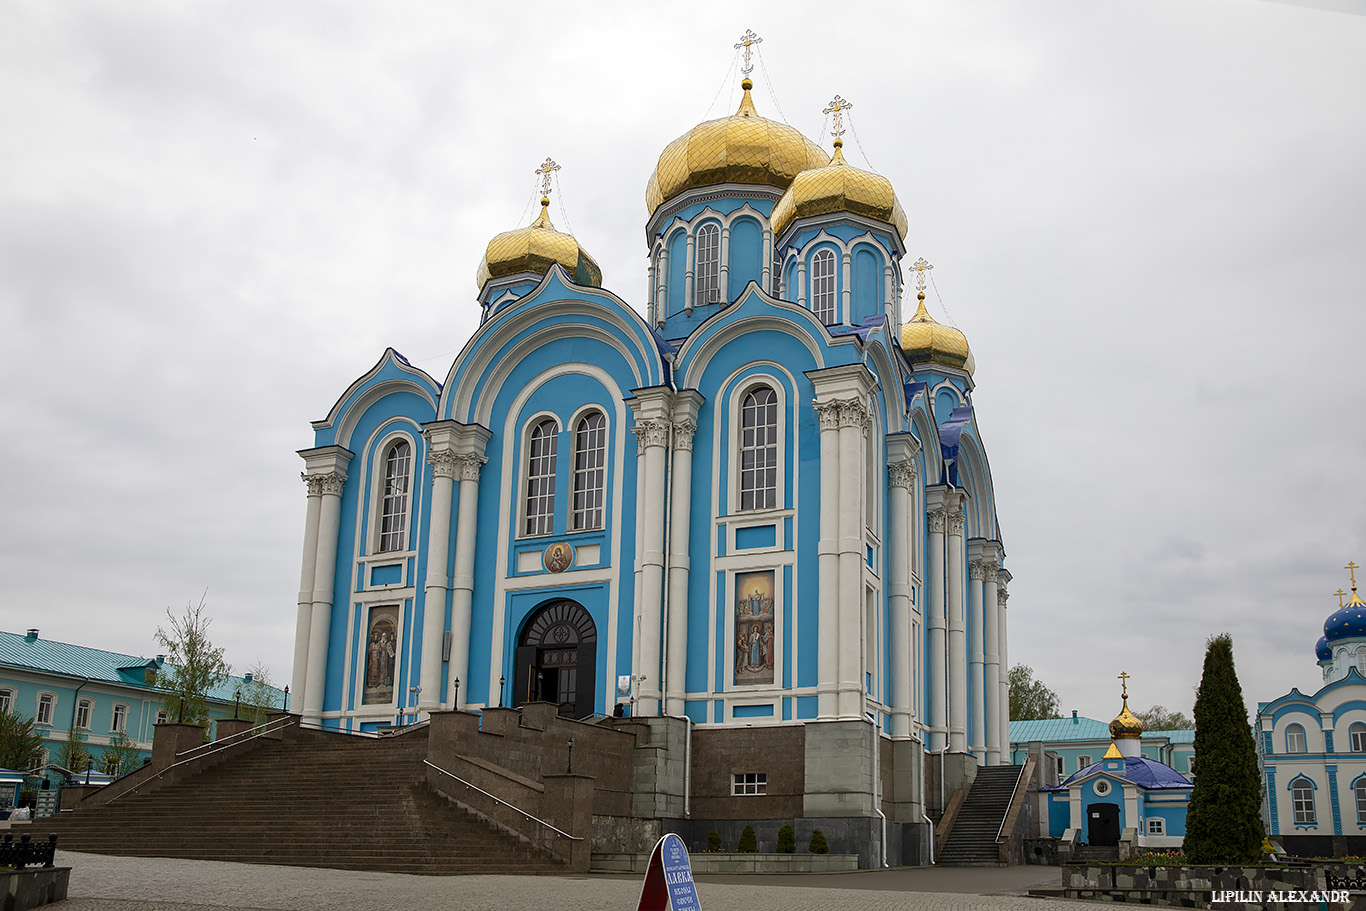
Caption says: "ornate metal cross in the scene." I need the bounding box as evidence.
[1348,560,1360,589]
[911,257,934,292]
[536,157,560,197]
[824,95,853,139]
[1118,670,1130,699]
[1337,589,1348,608]
[735,29,762,76]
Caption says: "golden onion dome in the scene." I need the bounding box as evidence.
[770,138,908,240]
[1110,698,1144,740]
[645,78,830,216]
[900,291,974,375]
[475,197,602,291]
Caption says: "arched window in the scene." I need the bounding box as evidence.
[1286,723,1308,753]
[1357,650,1366,675]
[811,249,836,324]
[377,440,411,553]
[1291,778,1316,824]
[739,386,778,510]
[36,693,54,726]
[572,412,607,530]
[525,419,559,536]
[1356,779,1366,824]
[76,698,92,730]
[695,223,720,305]
[1351,722,1366,752]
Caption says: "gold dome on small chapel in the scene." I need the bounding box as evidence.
[1109,671,1144,740]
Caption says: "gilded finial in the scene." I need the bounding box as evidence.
[823,95,852,160]
[1349,561,1360,592]
[1118,670,1130,701]
[912,257,934,294]
[532,157,561,227]
[735,29,762,77]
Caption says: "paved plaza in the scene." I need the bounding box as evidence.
[53,851,1101,911]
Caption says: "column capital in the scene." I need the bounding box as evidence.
[813,399,842,431]
[632,418,671,454]
[887,460,918,490]
[301,471,346,497]
[969,561,989,581]
[432,451,487,482]
[947,513,966,537]
[928,508,947,535]
[998,589,1010,609]
[672,419,697,452]
[837,398,871,430]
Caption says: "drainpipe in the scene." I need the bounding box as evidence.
[69,678,89,729]
[867,710,887,868]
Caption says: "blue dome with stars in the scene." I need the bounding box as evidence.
[1324,594,1366,643]
[1317,635,1331,661]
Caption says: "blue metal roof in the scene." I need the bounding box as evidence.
[0,630,282,705]
[1009,716,1113,743]
[1046,755,1193,792]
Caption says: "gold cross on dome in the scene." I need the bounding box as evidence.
[535,157,560,197]
[1337,589,1348,608]
[911,257,934,292]
[824,95,854,139]
[1118,671,1130,699]
[1348,560,1360,589]
[735,29,762,76]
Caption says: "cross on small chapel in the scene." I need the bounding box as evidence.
[1348,560,1360,589]
[911,257,934,293]
[536,157,560,197]
[824,95,853,140]
[1337,589,1348,608]
[735,29,762,76]
[1118,671,1130,699]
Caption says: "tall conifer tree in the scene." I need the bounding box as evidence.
[1183,633,1264,864]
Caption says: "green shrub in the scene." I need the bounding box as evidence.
[809,828,829,854]
[776,823,796,853]
[737,824,758,853]
[706,830,722,853]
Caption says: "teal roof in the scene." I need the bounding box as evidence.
[1009,716,1113,743]
[0,630,282,705]
[1148,728,1195,744]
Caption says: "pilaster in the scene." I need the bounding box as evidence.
[664,393,704,716]
[628,387,673,716]
[298,445,353,725]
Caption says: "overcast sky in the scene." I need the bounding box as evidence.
[2,0,1363,727]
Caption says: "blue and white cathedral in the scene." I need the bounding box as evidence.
[289,46,1013,832]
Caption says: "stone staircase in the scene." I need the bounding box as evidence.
[40,728,568,874]
[937,764,1025,866]
[1071,844,1120,862]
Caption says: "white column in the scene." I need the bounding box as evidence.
[303,466,348,724]
[967,557,986,763]
[982,546,1002,764]
[646,261,657,326]
[837,399,867,719]
[840,251,852,324]
[665,404,700,716]
[887,457,917,738]
[883,261,895,318]
[718,225,730,304]
[997,570,1012,755]
[291,476,323,711]
[796,256,807,310]
[684,232,696,315]
[947,505,968,753]
[631,402,671,716]
[815,400,841,719]
[926,504,947,752]
[761,228,773,292]
[420,448,457,714]
[655,247,669,326]
[448,450,487,710]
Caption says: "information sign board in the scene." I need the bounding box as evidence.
[636,832,700,911]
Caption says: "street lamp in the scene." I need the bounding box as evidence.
[567,736,575,774]
[283,685,289,711]
[234,687,242,721]
[453,677,460,709]
[499,675,505,706]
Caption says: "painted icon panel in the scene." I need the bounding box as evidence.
[363,606,399,705]
[734,570,775,686]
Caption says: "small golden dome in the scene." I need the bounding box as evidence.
[476,197,602,291]
[770,138,908,240]
[900,292,973,374]
[1110,699,1144,740]
[645,78,830,216]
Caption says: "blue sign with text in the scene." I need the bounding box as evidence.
[636,833,700,911]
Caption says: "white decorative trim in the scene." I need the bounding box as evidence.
[887,460,918,490]
[303,471,346,497]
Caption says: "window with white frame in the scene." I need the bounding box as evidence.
[1286,723,1308,753]
[738,386,778,511]
[1093,778,1110,796]
[1352,722,1366,752]
[111,703,128,734]
[695,223,720,305]
[38,748,49,769]
[76,699,92,730]
[1356,780,1366,824]
[1292,778,1316,824]
[571,412,606,530]
[1147,818,1165,836]
[1357,650,1366,675]
[732,772,767,795]
[1077,755,1092,771]
[771,249,782,296]
[377,440,411,553]
[0,688,12,715]
[524,419,558,536]
[36,693,54,726]
[811,248,836,323]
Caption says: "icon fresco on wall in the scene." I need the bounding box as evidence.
[734,570,775,686]
[363,607,399,705]
[543,541,574,573]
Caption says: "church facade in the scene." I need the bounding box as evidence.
[288,47,1011,859]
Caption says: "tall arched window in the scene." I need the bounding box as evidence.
[1351,722,1366,752]
[696,223,720,305]
[811,248,836,324]
[1356,778,1366,824]
[525,419,559,536]
[572,412,606,530]
[1286,723,1307,753]
[1291,778,1316,824]
[739,386,778,511]
[378,440,411,553]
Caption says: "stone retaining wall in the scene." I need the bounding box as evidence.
[0,866,70,910]
[593,852,860,874]
[1061,862,1366,910]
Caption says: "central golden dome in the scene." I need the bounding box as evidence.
[770,138,908,240]
[646,78,829,216]
[900,292,974,375]
[1110,698,1144,740]
[476,198,602,291]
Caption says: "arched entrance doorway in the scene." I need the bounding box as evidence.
[512,600,597,719]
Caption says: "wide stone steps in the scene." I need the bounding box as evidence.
[44,731,569,875]
[938,765,1025,866]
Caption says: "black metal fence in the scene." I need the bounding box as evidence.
[0,832,58,869]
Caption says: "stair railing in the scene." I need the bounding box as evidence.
[995,757,1035,847]
[423,759,582,843]
[104,715,296,805]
